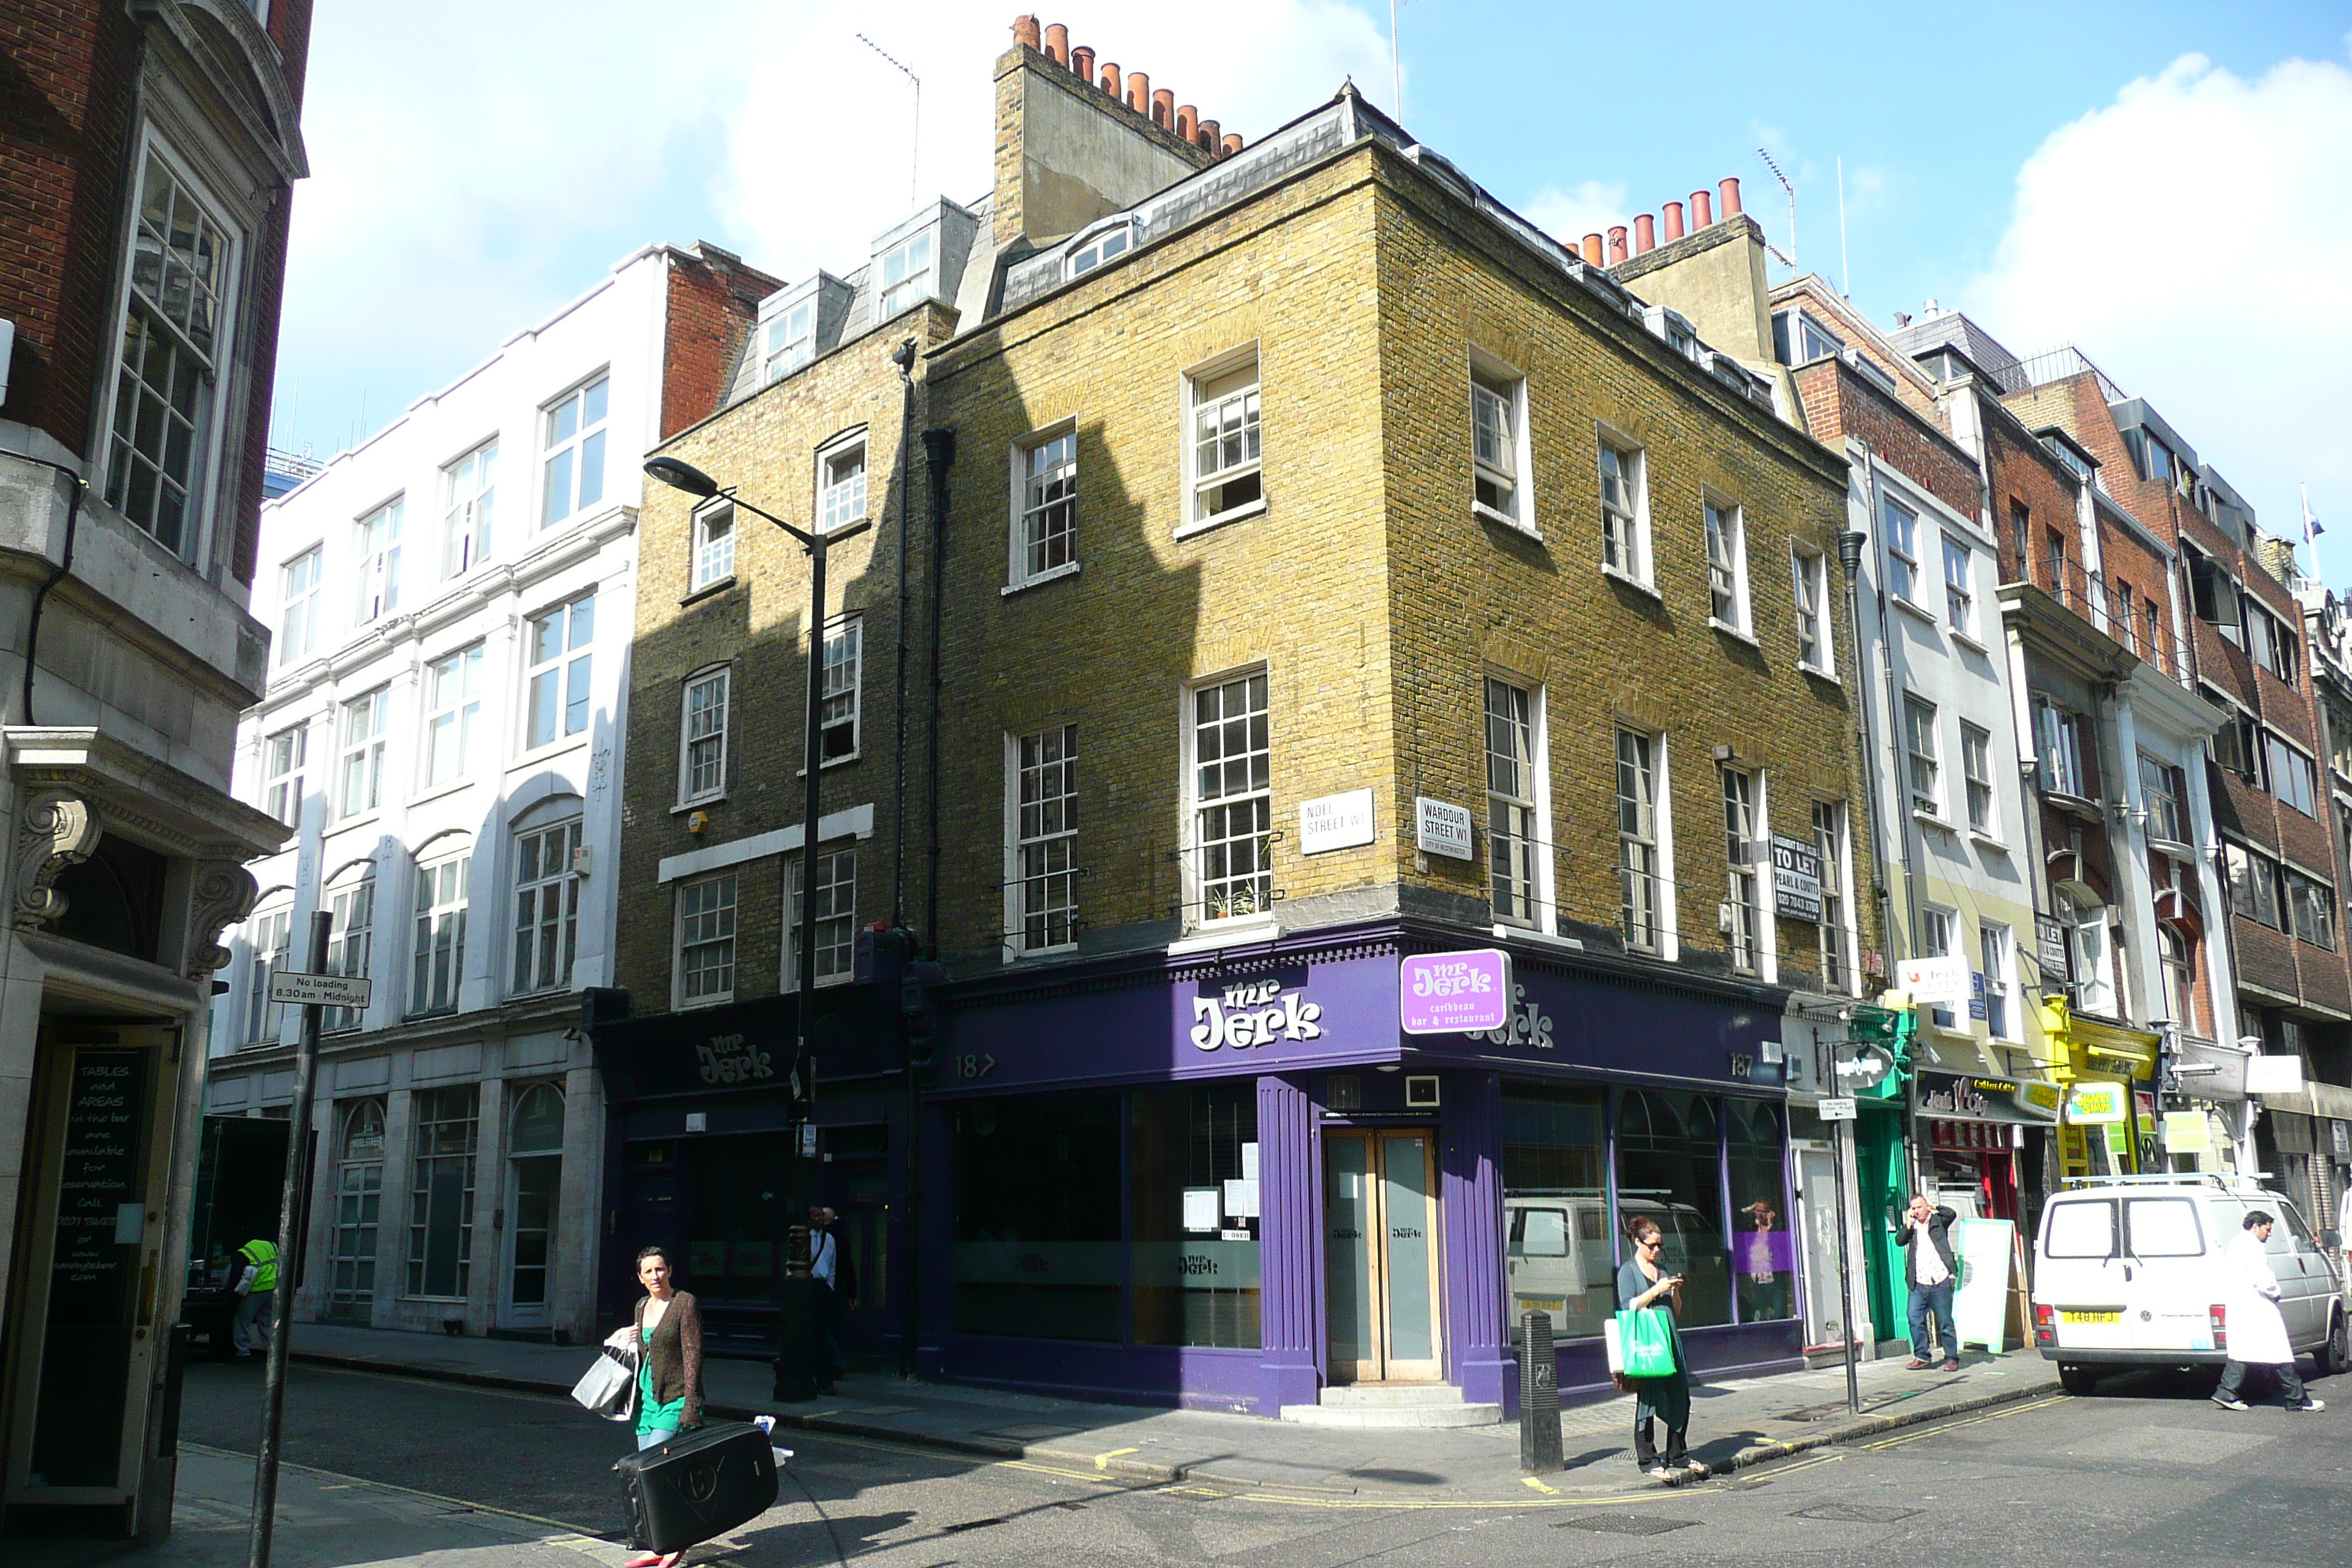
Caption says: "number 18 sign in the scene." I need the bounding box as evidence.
[1398,949,1513,1035]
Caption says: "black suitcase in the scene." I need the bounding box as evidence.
[615,1421,780,1553]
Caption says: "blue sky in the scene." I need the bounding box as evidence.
[272,1,2352,578]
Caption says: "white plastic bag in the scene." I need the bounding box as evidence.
[572,1341,638,1422]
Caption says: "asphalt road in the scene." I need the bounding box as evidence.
[181,1357,2352,1566]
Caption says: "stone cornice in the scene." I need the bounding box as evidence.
[7,727,287,861]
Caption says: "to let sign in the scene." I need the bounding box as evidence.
[268,970,373,1009]
[1896,955,1970,1006]
[2036,916,2071,984]
[1399,949,1512,1035]
[1414,797,1474,861]
[1768,832,1823,923]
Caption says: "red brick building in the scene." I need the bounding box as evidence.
[1,1,312,1539]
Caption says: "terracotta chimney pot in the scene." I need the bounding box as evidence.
[1014,15,1041,50]
[1690,189,1714,227]
[1633,214,1656,255]
[1071,44,1093,82]
[1198,118,1220,150]
[1220,132,1243,156]
[1099,61,1120,98]
[1176,105,1198,141]
[1581,233,1605,265]
[1719,176,1742,216]
[1127,69,1149,112]
[1152,88,1175,128]
[1042,22,1067,62]
[1662,200,1686,241]
[1607,226,1629,264]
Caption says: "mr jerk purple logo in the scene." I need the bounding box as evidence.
[1191,976,1324,1051]
[1398,949,1513,1035]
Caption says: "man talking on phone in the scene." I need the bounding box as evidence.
[1898,1194,1960,1371]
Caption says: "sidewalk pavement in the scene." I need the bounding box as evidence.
[279,1323,2059,1497]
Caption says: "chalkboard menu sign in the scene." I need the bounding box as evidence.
[31,1047,149,1489]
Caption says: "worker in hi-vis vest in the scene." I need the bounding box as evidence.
[232,1238,279,1359]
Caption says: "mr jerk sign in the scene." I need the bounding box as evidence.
[1191,976,1324,1052]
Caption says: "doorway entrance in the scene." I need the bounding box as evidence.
[1324,1128,1442,1383]
[501,1084,565,1329]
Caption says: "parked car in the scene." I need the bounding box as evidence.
[2031,1173,2350,1394]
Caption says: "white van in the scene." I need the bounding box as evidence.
[2032,1174,2350,1394]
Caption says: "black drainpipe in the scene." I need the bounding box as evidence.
[888,339,918,930]
[10,455,88,725]
[919,429,956,958]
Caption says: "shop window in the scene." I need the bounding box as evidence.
[1501,1085,1610,1342]
[1726,1100,1793,1324]
[952,1093,1122,1341]
[1130,1082,1260,1349]
[679,1131,793,1303]
[1615,1090,1730,1328]
[405,1085,478,1299]
[329,1098,384,1321]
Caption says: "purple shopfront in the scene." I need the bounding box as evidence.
[919,921,1802,1417]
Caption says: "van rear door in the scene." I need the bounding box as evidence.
[2119,1194,2217,1353]
[2039,1196,2129,1351]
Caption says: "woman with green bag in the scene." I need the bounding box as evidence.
[1616,1217,1708,1480]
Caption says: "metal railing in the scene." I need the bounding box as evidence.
[2008,551,2191,688]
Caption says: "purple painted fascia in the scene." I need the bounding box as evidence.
[1257,1074,1322,1414]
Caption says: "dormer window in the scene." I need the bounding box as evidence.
[2040,434,2093,484]
[762,298,815,382]
[1068,222,1134,279]
[1771,309,1843,367]
[878,231,934,319]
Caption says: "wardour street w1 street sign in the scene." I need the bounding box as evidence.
[268,970,372,1009]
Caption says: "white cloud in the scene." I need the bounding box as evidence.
[1960,50,2352,579]
[1521,179,1629,248]
[274,1,1388,456]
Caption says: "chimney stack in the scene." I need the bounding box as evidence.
[1042,21,1067,63]
[1581,233,1605,265]
[1126,69,1149,112]
[1690,188,1714,227]
[1719,176,1742,217]
[1014,14,1041,49]
[1662,200,1685,241]
[1633,214,1656,255]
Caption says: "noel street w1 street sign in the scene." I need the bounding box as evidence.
[268,971,372,1009]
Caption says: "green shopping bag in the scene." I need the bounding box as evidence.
[1615,1307,1677,1378]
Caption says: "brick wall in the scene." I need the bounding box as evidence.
[660,248,785,441]
[1789,357,1979,521]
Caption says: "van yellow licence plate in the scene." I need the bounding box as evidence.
[2062,1310,2121,1324]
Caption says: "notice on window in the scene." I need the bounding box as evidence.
[1182,1186,1222,1233]
[1769,832,1822,924]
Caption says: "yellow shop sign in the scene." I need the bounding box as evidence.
[2067,1082,2128,1125]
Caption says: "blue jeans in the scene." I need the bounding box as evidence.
[233,1290,273,1354]
[636,1427,676,1450]
[1909,1279,1956,1360]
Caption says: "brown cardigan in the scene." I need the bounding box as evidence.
[634,1289,704,1428]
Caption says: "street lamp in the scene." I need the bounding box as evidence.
[644,456,872,1133]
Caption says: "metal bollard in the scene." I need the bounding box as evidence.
[1519,1308,1561,1473]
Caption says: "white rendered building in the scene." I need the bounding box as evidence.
[205,241,775,1340]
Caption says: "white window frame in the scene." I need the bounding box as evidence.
[1182,347,1264,535]
[1006,724,1080,957]
[1009,424,1078,589]
[1066,220,1134,279]
[679,666,730,805]
[2035,696,2087,799]
[2287,867,2336,951]
[2139,753,2187,848]
[788,848,859,989]
[440,438,497,579]
[355,498,404,624]
[1961,721,1995,834]
[761,295,816,382]
[279,547,321,666]
[1485,676,1550,930]
[817,432,868,533]
[1921,905,1958,1028]
[324,867,375,1033]
[510,815,582,996]
[690,499,735,591]
[246,903,291,1045]
[819,616,862,764]
[876,229,936,320]
[1597,435,1651,585]
[1186,668,1273,926]
[2265,731,2319,817]
[1904,696,1942,818]
[676,873,736,1009]
[102,141,241,561]
[1880,493,1920,605]
[1721,764,1761,973]
[263,723,306,827]
[1942,533,1975,636]
[1980,921,2014,1039]
[420,643,484,791]
[337,687,389,820]
[1704,497,1749,632]
[1469,358,1531,532]
[1813,799,1854,994]
[539,374,608,529]
[1791,545,1830,673]
[1616,726,1670,956]
[523,592,595,751]
[408,848,470,1016]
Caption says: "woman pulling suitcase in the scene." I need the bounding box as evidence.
[626,1245,704,1568]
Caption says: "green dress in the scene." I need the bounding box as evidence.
[635,1320,686,1438]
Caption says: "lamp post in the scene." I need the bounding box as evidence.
[644,456,870,1134]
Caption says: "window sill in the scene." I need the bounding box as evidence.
[325,810,382,837]
[512,735,590,770]
[1003,561,1082,597]
[1949,626,1991,656]
[677,993,734,1011]
[674,794,725,815]
[408,778,474,813]
[1167,916,1280,957]
[1890,593,1939,628]
[2148,837,2195,859]
[1912,808,1953,831]
[1798,660,1842,687]
[1173,498,1267,542]
[1599,563,1662,601]
[1493,924,1585,952]
[1473,503,1539,541]
[1708,617,1760,648]
[795,750,862,779]
[1967,829,2011,853]
[681,575,739,607]
[1003,943,1080,965]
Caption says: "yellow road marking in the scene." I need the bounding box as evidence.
[1093,1447,1142,1470]
[181,1441,614,1541]
[1859,1395,2073,1450]
[1230,1489,1681,1511]
[1522,1477,1559,1495]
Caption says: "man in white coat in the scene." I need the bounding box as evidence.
[2213,1210,2323,1412]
